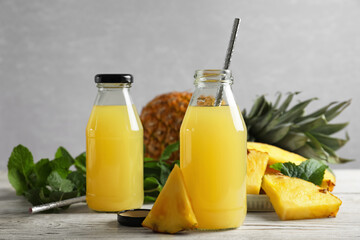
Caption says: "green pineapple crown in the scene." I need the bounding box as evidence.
[242,92,352,164]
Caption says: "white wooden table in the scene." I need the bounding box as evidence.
[1,169,359,239]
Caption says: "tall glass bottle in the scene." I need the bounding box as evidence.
[180,69,247,229]
[86,74,143,212]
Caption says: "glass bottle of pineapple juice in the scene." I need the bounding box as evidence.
[180,69,247,229]
[86,74,143,212]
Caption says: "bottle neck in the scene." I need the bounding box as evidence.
[194,69,233,86]
[94,83,133,106]
[96,83,132,89]
[189,69,236,107]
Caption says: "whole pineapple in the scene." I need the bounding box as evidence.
[141,91,350,164]
[140,92,192,162]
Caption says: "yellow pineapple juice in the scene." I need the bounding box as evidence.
[180,105,247,229]
[86,105,143,212]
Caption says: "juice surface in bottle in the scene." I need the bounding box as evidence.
[86,74,143,212]
[180,69,247,230]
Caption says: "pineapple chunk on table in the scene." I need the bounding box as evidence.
[261,174,342,220]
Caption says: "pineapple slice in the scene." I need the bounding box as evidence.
[247,142,336,191]
[142,165,198,233]
[247,149,269,194]
[261,174,342,220]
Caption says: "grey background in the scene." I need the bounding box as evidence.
[0,0,359,170]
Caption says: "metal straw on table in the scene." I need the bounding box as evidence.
[29,196,86,214]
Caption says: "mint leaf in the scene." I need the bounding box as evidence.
[144,195,157,203]
[144,177,162,192]
[270,159,328,186]
[50,157,72,178]
[67,171,86,196]
[34,158,51,186]
[144,157,155,162]
[7,145,87,212]
[143,143,180,202]
[279,162,300,178]
[158,162,171,185]
[7,145,35,194]
[74,152,86,173]
[159,142,179,162]
[300,159,328,186]
[269,162,282,171]
[8,168,28,195]
[47,171,75,192]
[144,161,161,179]
[55,147,74,164]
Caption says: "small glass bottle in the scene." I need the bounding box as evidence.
[86,74,143,212]
[180,69,247,229]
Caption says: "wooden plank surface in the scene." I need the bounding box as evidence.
[1,170,360,239]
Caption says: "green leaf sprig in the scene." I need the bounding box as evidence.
[7,142,180,209]
[143,142,179,203]
[7,145,86,211]
[270,159,328,186]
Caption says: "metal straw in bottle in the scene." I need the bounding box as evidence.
[214,18,241,106]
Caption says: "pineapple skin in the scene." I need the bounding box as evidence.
[247,142,336,191]
[247,149,269,194]
[142,165,198,234]
[140,92,192,162]
[261,174,342,220]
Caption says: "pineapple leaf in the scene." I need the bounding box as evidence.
[294,102,336,123]
[251,111,273,135]
[311,122,349,135]
[296,143,327,161]
[256,101,271,118]
[305,132,324,152]
[260,124,291,144]
[273,92,282,109]
[311,132,349,151]
[320,144,343,164]
[338,157,354,163]
[321,141,353,163]
[277,132,307,151]
[247,95,265,119]
[292,115,327,132]
[276,92,298,114]
[277,98,317,124]
[325,100,351,122]
[263,98,315,134]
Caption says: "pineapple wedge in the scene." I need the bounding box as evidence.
[142,165,198,233]
[262,174,342,220]
[247,142,336,191]
[247,149,269,194]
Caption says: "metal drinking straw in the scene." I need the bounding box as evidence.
[29,196,86,214]
[214,18,241,107]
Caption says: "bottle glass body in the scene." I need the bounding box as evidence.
[86,83,143,212]
[180,70,247,229]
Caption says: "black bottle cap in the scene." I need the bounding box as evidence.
[117,209,150,227]
[95,74,133,83]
